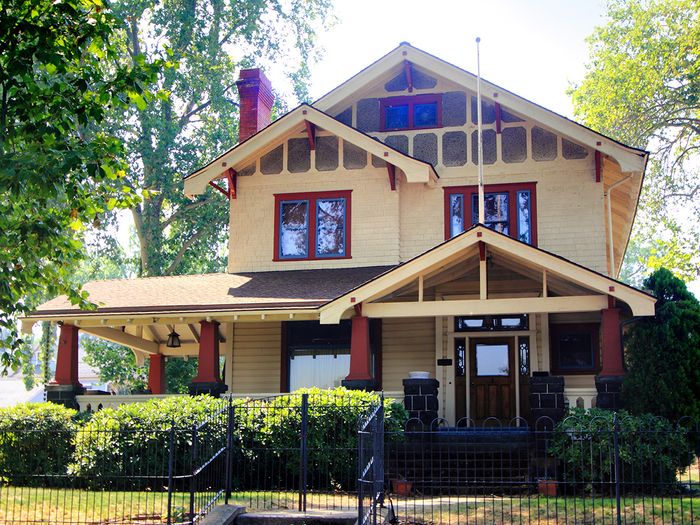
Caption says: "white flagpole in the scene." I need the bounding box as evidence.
[476,37,485,224]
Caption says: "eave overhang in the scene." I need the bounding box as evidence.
[184,103,439,196]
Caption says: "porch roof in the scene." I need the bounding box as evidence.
[28,266,393,320]
[319,225,657,323]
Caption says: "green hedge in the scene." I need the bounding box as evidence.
[3,389,406,491]
[0,403,79,486]
[231,387,407,491]
[69,395,226,489]
[549,408,694,493]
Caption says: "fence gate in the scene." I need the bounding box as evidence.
[357,397,385,525]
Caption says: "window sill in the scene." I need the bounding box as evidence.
[273,255,353,262]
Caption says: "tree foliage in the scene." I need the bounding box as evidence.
[571,0,699,283]
[0,0,158,371]
[622,268,700,421]
[108,0,334,278]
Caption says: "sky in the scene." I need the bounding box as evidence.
[304,0,608,117]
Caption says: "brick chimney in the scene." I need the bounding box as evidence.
[236,68,274,143]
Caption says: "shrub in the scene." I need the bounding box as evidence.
[0,402,79,486]
[232,387,407,492]
[623,268,700,422]
[549,408,694,494]
[69,395,226,489]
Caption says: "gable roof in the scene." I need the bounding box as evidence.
[314,43,648,174]
[319,224,656,324]
[183,103,439,195]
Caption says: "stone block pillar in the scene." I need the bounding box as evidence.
[596,308,625,410]
[148,354,166,395]
[189,320,227,397]
[402,378,439,427]
[529,376,566,429]
[46,324,84,409]
[342,315,375,390]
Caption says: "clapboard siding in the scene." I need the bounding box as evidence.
[382,317,436,392]
[231,322,282,393]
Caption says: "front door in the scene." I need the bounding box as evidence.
[469,337,515,422]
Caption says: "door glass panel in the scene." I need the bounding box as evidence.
[455,338,466,377]
[475,344,509,376]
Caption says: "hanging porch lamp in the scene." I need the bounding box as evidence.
[166,330,181,348]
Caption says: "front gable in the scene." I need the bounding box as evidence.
[314,43,647,174]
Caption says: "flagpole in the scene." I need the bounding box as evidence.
[476,37,485,224]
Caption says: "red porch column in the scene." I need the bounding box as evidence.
[52,324,81,386]
[148,354,166,394]
[344,316,373,387]
[600,308,625,376]
[193,320,222,383]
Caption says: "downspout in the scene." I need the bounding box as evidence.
[604,172,635,277]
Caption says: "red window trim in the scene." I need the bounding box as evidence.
[550,323,601,375]
[379,94,443,132]
[443,182,538,245]
[273,190,352,262]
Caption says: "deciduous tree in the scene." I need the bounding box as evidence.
[571,0,699,284]
[110,0,334,277]
[0,0,157,371]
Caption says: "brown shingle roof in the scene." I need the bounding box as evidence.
[33,266,394,316]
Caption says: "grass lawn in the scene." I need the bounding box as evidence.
[389,494,700,524]
[1,486,194,524]
[2,488,698,524]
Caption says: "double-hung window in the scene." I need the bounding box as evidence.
[380,94,442,131]
[444,183,537,245]
[274,190,351,260]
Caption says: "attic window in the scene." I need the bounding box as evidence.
[380,94,442,131]
[274,190,352,261]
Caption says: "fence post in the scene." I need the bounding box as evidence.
[225,396,234,504]
[167,420,175,525]
[299,393,309,513]
[372,396,385,525]
[189,422,198,523]
[613,412,622,525]
[357,412,365,525]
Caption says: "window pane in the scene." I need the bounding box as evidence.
[289,352,350,390]
[472,192,509,234]
[475,344,509,376]
[280,200,308,258]
[558,333,594,369]
[414,102,438,127]
[449,194,465,238]
[517,190,531,244]
[385,104,409,129]
[316,198,346,257]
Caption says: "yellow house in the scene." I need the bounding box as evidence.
[26,43,656,425]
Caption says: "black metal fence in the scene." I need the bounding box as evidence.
[227,391,371,511]
[357,397,384,525]
[0,403,228,524]
[2,396,699,525]
[381,415,700,525]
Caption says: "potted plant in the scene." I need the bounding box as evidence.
[537,478,557,496]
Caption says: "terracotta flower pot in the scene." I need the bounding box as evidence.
[538,479,557,496]
[392,479,413,496]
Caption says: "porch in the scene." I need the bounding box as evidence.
[24,226,655,423]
